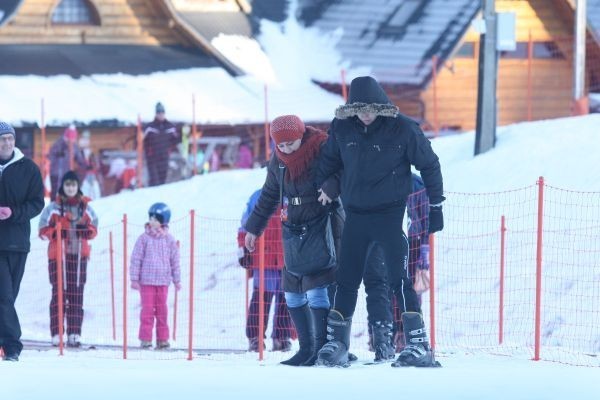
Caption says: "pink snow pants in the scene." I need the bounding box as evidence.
[139,285,169,342]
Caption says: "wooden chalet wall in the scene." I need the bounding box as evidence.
[0,0,192,45]
[420,0,575,131]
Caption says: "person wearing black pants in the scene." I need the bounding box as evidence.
[315,77,444,368]
[0,121,45,361]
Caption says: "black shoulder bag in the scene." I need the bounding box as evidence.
[278,164,336,276]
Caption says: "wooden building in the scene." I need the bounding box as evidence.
[303,0,600,131]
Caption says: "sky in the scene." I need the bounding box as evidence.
[3,113,600,399]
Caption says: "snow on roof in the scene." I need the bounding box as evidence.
[0,1,347,127]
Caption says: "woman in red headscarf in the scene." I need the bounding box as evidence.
[244,115,340,366]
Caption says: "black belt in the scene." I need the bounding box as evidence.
[288,196,318,206]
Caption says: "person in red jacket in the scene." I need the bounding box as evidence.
[39,171,98,348]
[238,189,293,352]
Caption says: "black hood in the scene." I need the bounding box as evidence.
[347,76,391,105]
[335,76,398,119]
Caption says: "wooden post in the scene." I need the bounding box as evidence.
[136,115,143,188]
[527,30,533,121]
[258,235,265,361]
[188,210,195,361]
[428,233,436,350]
[56,222,64,356]
[264,85,270,162]
[432,56,440,137]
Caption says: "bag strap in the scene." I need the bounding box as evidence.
[278,163,285,207]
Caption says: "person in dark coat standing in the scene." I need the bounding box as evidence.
[244,115,340,366]
[0,121,45,361]
[315,76,445,368]
[48,125,86,199]
[143,102,178,186]
[238,189,293,352]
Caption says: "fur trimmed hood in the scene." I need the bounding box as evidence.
[335,102,399,119]
[335,76,399,119]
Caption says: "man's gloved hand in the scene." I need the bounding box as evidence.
[419,244,430,270]
[428,205,444,234]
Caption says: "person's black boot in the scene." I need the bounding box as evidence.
[281,305,314,366]
[371,321,395,362]
[392,312,441,368]
[315,310,352,367]
[302,307,328,366]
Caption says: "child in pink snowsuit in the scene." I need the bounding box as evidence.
[130,202,181,349]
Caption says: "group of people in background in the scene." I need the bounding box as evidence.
[0,75,444,365]
[241,76,444,368]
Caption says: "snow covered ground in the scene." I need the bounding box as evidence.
[4,113,599,397]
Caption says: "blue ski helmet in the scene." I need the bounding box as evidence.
[148,202,171,224]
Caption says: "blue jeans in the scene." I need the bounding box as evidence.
[285,286,330,309]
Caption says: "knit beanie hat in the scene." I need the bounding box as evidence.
[58,170,82,197]
[0,121,15,139]
[270,115,305,145]
[155,102,165,114]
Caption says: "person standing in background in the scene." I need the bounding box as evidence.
[0,121,44,361]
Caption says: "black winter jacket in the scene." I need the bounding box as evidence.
[143,118,178,160]
[317,78,444,212]
[245,150,340,292]
[0,149,45,252]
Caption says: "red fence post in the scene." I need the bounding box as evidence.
[428,233,436,350]
[341,69,348,101]
[40,98,49,198]
[56,222,64,355]
[136,115,144,188]
[122,214,128,360]
[192,95,198,177]
[264,84,270,162]
[188,210,195,361]
[499,215,506,345]
[109,231,116,341]
[534,177,545,361]
[258,235,266,361]
[173,241,180,342]
[432,55,439,137]
[527,30,533,121]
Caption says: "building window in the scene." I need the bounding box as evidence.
[388,0,421,27]
[455,42,475,58]
[51,0,100,25]
[500,42,528,59]
[533,42,565,59]
[499,41,565,60]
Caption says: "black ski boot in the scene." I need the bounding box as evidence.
[392,312,441,368]
[371,321,395,362]
[281,305,314,366]
[302,307,328,366]
[315,310,352,367]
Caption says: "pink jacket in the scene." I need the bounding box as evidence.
[130,224,180,286]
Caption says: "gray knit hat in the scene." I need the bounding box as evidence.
[0,121,15,138]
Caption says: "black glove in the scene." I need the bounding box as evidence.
[428,205,444,234]
[53,229,68,239]
[76,224,89,239]
[238,247,253,268]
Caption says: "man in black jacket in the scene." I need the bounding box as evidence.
[315,76,444,368]
[143,102,178,186]
[0,121,45,361]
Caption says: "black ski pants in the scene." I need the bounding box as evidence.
[332,207,421,319]
[0,251,28,356]
[49,255,88,336]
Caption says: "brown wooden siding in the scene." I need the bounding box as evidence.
[421,0,578,131]
[0,0,192,46]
